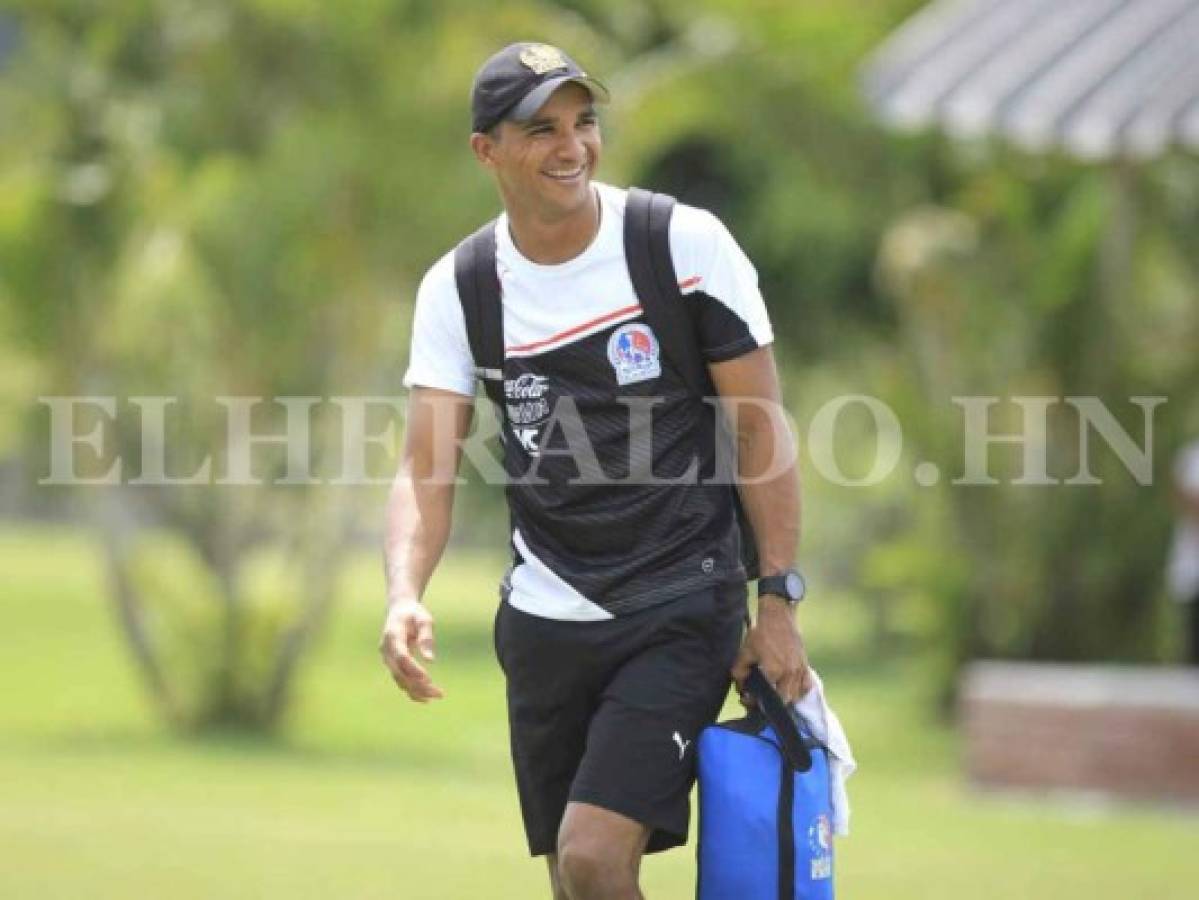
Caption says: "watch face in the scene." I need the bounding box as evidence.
[785,571,805,601]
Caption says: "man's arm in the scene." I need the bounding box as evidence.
[708,345,812,704]
[379,386,474,703]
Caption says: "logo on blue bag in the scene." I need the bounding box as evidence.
[607,323,661,385]
[808,814,833,880]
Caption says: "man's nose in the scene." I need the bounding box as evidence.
[553,128,585,161]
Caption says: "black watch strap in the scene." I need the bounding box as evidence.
[757,568,806,604]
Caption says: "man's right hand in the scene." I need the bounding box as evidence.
[379,599,444,703]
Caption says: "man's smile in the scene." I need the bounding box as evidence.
[543,164,586,182]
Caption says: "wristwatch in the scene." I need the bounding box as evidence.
[757,568,807,605]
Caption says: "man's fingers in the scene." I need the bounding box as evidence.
[396,653,444,698]
[780,660,815,705]
[381,632,443,701]
[378,603,444,702]
[780,669,804,705]
[729,645,756,683]
[759,660,786,688]
[390,666,444,702]
[797,662,814,698]
[769,669,791,702]
[379,630,413,677]
[396,651,430,683]
[394,674,444,703]
[414,619,436,661]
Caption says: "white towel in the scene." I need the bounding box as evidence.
[793,667,857,836]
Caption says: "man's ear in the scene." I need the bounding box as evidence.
[470,131,498,169]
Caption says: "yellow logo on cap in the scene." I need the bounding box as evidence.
[519,44,568,75]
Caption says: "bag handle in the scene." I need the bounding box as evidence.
[744,665,813,772]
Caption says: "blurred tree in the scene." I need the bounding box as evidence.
[614,0,1198,688]
[2,0,1195,729]
[874,151,1199,692]
[0,0,614,731]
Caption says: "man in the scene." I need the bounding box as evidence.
[381,42,811,900]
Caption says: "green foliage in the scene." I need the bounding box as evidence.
[2,0,1196,724]
[615,3,1199,688]
[870,154,1197,685]
[0,0,532,730]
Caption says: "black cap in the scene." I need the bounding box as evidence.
[471,42,610,134]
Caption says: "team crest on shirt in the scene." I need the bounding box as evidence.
[606,323,661,386]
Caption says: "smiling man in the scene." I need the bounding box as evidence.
[381,42,811,900]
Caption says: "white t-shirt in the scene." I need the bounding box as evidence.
[403,182,774,620]
[404,182,773,397]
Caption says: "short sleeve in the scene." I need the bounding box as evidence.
[401,252,477,397]
[668,205,775,363]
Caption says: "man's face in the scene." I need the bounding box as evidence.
[475,82,602,219]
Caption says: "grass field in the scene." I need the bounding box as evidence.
[1,523,1196,898]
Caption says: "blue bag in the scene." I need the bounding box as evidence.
[697,667,835,900]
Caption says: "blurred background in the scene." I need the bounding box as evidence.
[2,0,1198,897]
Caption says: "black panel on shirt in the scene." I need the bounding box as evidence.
[690,290,765,363]
[500,312,748,616]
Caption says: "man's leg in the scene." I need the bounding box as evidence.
[545,854,569,900]
[555,801,652,900]
[551,582,745,898]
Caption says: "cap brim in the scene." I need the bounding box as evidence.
[509,75,610,122]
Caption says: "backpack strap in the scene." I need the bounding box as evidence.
[623,187,711,398]
[453,220,505,408]
[625,186,761,579]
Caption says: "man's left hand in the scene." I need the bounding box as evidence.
[731,596,812,705]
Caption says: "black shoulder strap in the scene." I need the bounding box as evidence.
[453,220,505,408]
[624,187,711,398]
[625,187,761,580]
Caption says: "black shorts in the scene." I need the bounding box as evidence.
[493,580,747,857]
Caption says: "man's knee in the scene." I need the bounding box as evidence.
[556,838,636,897]
[556,803,647,899]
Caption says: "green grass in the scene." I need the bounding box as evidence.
[1,523,1195,898]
